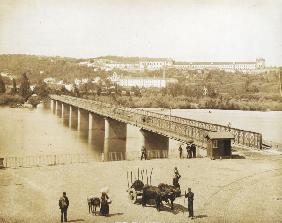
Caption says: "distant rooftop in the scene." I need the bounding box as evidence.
[174,61,256,65]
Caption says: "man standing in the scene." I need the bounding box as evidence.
[141,146,147,160]
[59,192,69,222]
[173,167,181,193]
[191,144,196,158]
[185,188,194,219]
[178,145,183,159]
[186,144,191,159]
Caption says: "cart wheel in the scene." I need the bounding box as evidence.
[128,188,137,203]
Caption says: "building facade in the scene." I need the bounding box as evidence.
[109,73,178,88]
[174,58,265,72]
[79,58,266,73]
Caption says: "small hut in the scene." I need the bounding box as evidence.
[205,132,234,159]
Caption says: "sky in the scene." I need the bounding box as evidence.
[0,0,281,65]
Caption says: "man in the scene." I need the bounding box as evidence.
[141,146,147,160]
[185,188,194,219]
[173,167,181,189]
[178,145,183,159]
[191,144,196,158]
[186,144,191,159]
[59,192,69,222]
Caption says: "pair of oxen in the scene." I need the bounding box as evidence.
[131,179,181,211]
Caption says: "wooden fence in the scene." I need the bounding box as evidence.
[1,149,171,169]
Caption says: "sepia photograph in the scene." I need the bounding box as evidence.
[0,0,281,222]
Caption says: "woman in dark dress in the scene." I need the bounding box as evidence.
[100,192,110,216]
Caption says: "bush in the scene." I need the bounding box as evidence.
[0,94,24,105]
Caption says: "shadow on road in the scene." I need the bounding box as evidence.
[231,154,246,159]
[68,219,85,222]
[107,212,124,217]
[194,214,208,219]
[159,203,188,215]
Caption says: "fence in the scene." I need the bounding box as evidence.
[2,153,99,169]
[1,149,171,169]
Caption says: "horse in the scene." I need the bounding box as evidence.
[87,196,101,215]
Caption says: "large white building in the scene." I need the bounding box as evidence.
[109,73,178,88]
[174,58,265,72]
[139,58,174,71]
[79,58,266,73]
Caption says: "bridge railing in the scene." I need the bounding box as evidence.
[50,95,262,150]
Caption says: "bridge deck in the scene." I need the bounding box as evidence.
[50,95,262,150]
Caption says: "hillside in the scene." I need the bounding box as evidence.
[0,54,99,82]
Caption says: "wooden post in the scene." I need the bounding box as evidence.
[130,171,132,184]
[138,168,139,180]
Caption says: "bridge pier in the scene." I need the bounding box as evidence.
[62,103,70,126]
[56,101,62,117]
[77,108,89,131]
[88,113,105,152]
[69,106,78,129]
[104,118,127,161]
[51,100,55,114]
[140,129,169,158]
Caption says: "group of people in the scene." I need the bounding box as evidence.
[58,168,193,222]
[178,143,197,159]
[58,190,111,222]
[173,167,194,219]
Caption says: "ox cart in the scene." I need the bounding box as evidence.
[127,179,144,204]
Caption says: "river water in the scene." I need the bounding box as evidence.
[0,105,281,157]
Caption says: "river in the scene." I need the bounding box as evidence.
[0,105,281,157]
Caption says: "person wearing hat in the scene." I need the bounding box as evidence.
[173,167,181,190]
[186,144,192,159]
[191,143,196,158]
[100,187,111,216]
[185,188,194,219]
[140,146,147,160]
[178,144,183,159]
[58,192,69,222]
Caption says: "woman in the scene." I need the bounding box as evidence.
[100,191,110,216]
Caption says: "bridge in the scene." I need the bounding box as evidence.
[49,95,262,160]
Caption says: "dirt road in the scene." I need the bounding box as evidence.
[0,155,281,223]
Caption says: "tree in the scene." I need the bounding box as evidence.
[73,85,80,97]
[0,75,6,94]
[11,78,17,95]
[19,73,31,100]
[33,80,49,97]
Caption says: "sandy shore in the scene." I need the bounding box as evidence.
[0,153,282,223]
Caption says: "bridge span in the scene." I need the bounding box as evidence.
[49,95,262,160]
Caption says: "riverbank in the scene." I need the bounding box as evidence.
[83,94,282,111]
[0,153,281,223]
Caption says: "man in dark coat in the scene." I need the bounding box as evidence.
[186,144,191,158]
[141,146,147,160]
[185,188,194,218]
[59,192,69,222]
[178,145,183,159]
[191,144,196,158]
[173,167,181,190]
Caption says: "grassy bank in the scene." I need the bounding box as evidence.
[83,94,282,111]
[0,94,24,106]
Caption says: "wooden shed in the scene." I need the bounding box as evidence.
[205,132,234,159]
